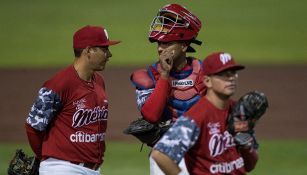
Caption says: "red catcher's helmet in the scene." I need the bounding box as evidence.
[149,4,202,52]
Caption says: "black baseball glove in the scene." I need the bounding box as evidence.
[8,149,40,175]
[228,91,269,146]
[123,118,173,146]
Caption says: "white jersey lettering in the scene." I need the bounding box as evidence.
[70,131,105,143]
[72,106,108,128]
[208,123,236,157]
[210,157,244,174]
[171,80,194,87]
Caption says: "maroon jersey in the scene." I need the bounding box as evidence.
[154,97,247,175]
[26,65,108,165]
[185,97,245,174]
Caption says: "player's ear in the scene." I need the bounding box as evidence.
[181,42,188,52]
[203,75,212,88]
[87,47,94,53]
[82,47,92,58]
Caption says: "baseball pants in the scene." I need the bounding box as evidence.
[39,157,101,175]
[149,156,189,175]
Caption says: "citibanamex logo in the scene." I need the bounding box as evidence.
[72,106,108,128]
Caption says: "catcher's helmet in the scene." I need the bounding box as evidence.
[149,4,202,52]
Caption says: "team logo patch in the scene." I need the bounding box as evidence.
[104,29,109,39]
[219,53,232,64]
[172,80,194,87]
[73,98,87,110]
[207,122,221,135]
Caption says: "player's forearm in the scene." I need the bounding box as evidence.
[239,147,258,172]
[151,150,181,175]
[25,123,45,160]
[141,78,171,123]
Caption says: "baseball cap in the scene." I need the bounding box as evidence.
[73,25,120,49]
[202,52,245,75]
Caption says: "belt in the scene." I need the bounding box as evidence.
[70,161,100,171]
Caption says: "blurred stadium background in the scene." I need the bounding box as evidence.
[0,0,306,174]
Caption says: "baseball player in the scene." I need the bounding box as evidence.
[25,25,120,175]
[151,52,259,175]
[130,4,205,175]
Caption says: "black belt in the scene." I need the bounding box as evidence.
[70,161,100,171]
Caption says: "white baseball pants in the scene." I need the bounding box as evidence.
[39,157,101,175]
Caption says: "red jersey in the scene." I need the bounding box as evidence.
[184,97,245,175]
[154,97,247,175]
[26,65,108,165]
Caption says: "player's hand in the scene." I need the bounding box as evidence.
[159,50,174,79]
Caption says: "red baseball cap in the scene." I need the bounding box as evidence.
[73,25,120,49]
[202,52,245,75]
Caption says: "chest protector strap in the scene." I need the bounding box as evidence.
[148,58,206,118]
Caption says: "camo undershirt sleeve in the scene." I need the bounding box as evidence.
[26,87,62,131]
[135,88,154,111]
[153,116,200,164]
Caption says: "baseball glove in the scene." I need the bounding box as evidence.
[233,132,255,148]
[8,149,40,175]
[123,118,173,146]
[228,91,269,135]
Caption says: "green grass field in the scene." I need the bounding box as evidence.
[1,140,307,175]
[1,1,307,175]
[0,0,306,67]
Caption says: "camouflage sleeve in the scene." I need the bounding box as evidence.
[135,88,154,111]
[153,116,200,164]
[26,87,62,131]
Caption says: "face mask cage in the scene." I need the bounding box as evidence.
[149,10,189,38]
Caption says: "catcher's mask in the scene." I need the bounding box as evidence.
[149,4,202,52]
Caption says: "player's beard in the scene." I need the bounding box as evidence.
[96,58,108,71]
[100,61,107,70]
[98,63,106,71]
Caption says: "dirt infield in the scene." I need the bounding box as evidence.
[0,66,306,142]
